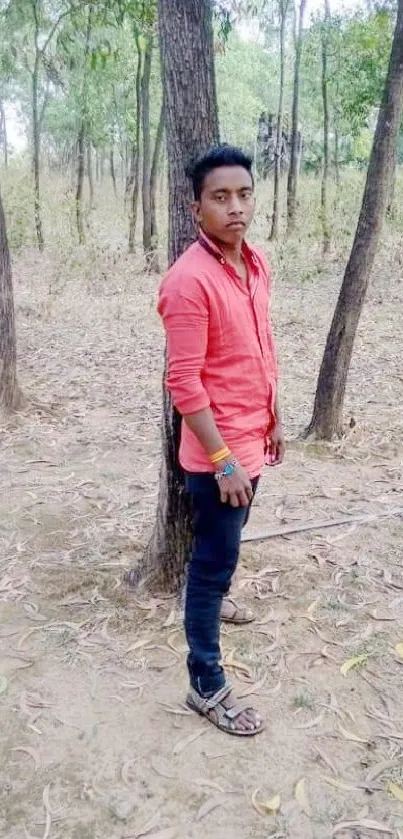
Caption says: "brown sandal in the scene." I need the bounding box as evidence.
[186,683,264,737]
[220,597,255,625]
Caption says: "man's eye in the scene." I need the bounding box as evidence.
[215,194,226,202]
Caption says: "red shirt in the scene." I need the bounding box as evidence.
[158,231,279,477]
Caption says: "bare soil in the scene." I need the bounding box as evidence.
[1,191,403,839]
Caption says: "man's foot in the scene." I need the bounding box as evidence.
[186,683,264,736]
[220,596,255,624]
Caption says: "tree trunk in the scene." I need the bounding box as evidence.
[321,0,331,254]
[334,121,341,188]
[287,0,307,233]
[87,143,94,209]
[110,142,117,196]
[0,191,20,413]
[0,101,8,168]
[148,102,165,272]
[307,0,403,440]
[95,148,100,181]
[75,3,93,245]
[142,37,153,262]
[32,55,44,251]
[270,1,288,241]
[131,0,219,593]
[128,34,142,254]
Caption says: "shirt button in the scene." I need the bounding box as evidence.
[220,258,225,264]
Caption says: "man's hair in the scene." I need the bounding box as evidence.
[187,145,254,201]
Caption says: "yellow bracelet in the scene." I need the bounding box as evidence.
[210,446,231,464]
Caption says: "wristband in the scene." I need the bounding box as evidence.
[214,459,238,481]
[210,446,231,465]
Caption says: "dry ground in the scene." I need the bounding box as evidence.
[1,178,403,839]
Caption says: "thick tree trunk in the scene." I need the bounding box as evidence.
[0,191,20,413]
[287,0,307,233]
[307,0,403,440]
[32,56,44,252]
[321,0,331,254]
[75,3,93,245]
[270,2,288,241]
[141,37,153,262]
[87,143,94,208]
[128,35,142,254]
[131,0,219,593]
[0,101,8,168]
[149,102,165,273]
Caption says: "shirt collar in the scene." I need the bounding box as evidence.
[198,228,259,273]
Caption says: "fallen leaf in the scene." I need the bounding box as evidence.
[395,643,403,659]
[340,655,368,676]
[365,758,401,783]
[294,712,324,730]
[224,650,253,680]
[136,831,176,839]
[337,724,368,744]
[192,778,225,793]
[237,675,266,698]
[172,727,206,756]
[322,775,360,792]
[389,781,403,803]
[0,676,9,695]
[42,783,52,839]
[196,796,223,821]
[251,788,281,816]
[10,746,40,771]
[125,639,153,654]
[295,778,312,817]
[332,819,392,835]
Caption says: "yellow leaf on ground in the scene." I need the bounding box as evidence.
[251,789,281,816]
[389,781,403,803]
[395,643,403,659]
[337,724,368,744]
[340,655,368,676]
[295,778,312,817]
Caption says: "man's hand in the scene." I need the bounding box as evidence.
[218,462,253,508]
[267,422,286,466]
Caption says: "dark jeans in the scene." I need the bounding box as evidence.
[184,473,259,697]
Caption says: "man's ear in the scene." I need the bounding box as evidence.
[191,200,202,224]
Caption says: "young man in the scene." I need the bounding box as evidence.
[158,146,284,736]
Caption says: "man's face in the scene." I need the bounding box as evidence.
[192,165,255,246]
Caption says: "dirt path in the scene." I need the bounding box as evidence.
[1,233,403,839]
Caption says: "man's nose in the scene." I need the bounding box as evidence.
[228,196,243,215]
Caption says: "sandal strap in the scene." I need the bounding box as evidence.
[197,682,232,713]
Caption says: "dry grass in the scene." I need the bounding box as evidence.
[1,169,403,838]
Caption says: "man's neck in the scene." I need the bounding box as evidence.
[202,229,244,264]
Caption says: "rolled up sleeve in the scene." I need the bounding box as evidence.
[158,280,210,416]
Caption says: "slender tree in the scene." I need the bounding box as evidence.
[287,0,307,232]
[128,29,142,253]
[307,0,403,440]
[270,0,290,241]
[76,2,94,246]
[320,0,331,253]
[0,190,20,413]
[141,35,153,261]
[149,101,165,272]
[129,0,219,592]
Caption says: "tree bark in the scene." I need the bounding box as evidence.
[87,142,95,208]
[270,1,288,241]
[128,32,142,254]
[141,37,153,262]
[321,0,331,254]
[287,0,307,233]
[32,52,44,251]
[0,190,20,413]
[110,142,117,196]
[307,0,403,440]
[131,0,219,593]
[75,3,93,245]
[149,102,165,272]
[0,101,8,168]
